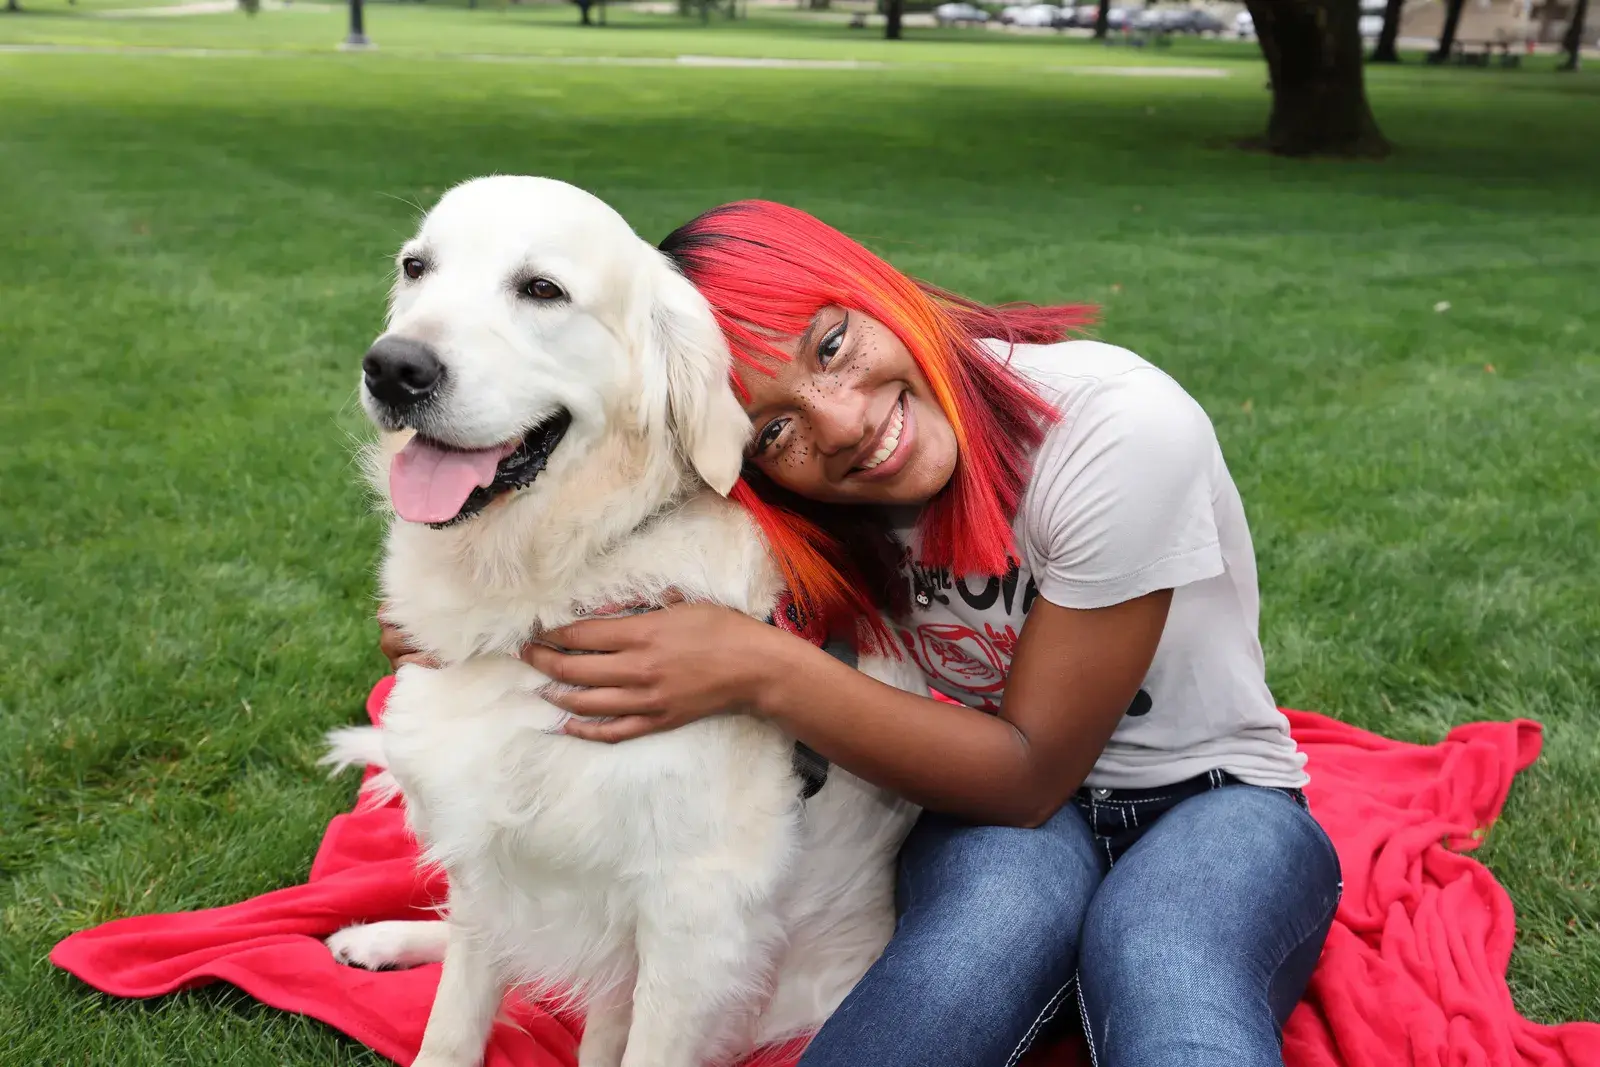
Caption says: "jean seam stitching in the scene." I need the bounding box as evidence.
[1002,973,1076,1067]
[1263,880,1343,1038]
[1075,970,1100,1067]
[1090,792,1176,805]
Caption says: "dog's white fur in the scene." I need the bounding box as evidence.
[324,176,922,1067]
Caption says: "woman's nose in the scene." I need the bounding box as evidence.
[806,392,870,457]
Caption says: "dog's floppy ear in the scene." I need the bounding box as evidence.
[640,254,749,497]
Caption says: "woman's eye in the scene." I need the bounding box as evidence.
[818,319,847,367]
[755,418,788,454]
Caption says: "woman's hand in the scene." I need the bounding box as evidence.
[519,603,787,744]
[379,612,440,671]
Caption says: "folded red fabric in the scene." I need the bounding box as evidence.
[51,677,1600,1067]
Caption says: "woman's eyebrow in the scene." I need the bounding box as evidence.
[791,310,828,363]
[743,310,829,426]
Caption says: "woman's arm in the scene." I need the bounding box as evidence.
[763,591,1168,826]
[522,589,1170,828]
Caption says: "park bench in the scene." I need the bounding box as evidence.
[1101,27,1172,49]
[1428,38,1525,68]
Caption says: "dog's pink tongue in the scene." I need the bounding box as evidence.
[390,437,517,524]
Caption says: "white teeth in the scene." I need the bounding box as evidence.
[860,399,905,471]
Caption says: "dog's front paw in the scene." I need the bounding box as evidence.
[411,1056,479,1067]
[326,919,448,970]
[411,1054,480,1067]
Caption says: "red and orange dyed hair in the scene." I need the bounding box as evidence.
[660,201,1095,644]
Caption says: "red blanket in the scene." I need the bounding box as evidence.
[52,677,1600,1067]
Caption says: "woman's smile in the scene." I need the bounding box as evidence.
[849,390,912,480]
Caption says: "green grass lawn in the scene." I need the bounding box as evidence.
[2,3,1599,1062]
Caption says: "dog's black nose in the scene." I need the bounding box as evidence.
[363,336,444,409]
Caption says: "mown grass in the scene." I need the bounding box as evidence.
[1,5,1597,1062]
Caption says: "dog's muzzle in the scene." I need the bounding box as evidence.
[383,408,574,528]
[430,410,574,529]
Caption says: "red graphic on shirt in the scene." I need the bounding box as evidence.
[983,622,1021,663]
[901,622,1009,695]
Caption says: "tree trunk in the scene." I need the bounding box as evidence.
[1094,0,1109,38]
[6,0,21,12]
[1370,0,1403,61]
[577,0,591,23]
[884,0,902,39]
[1430,0,1465,60]
[1245,0,1391,157]
[1560,0,1590,69]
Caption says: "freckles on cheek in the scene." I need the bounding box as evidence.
[781,444,810,473]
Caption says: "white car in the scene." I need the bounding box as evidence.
[934,1,990,25]
[1359,13,1385,37]
[1235,9,1253,36]
[1013,3,1061,27]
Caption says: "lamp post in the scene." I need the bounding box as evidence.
[344,0,371,48]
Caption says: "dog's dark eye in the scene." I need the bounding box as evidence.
[401,257,426,280]
[520,278,564,301]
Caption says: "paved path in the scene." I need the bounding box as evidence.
[94,0,332,16]
[0,40,1230,76]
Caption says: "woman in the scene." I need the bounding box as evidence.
[382,201,1341,1067]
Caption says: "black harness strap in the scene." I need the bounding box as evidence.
[791,635,857,800]
[792,741,831,801]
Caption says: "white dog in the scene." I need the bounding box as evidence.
[322,176,923,1067]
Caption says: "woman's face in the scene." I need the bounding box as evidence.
[738,305,958,506]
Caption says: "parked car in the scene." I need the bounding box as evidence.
[1012,3,1061,27]
[1131,6,1214,33]
[1103,5,1134,30]
[998,4,1025,23]
[1132,6,1163,30]
[934,1,990,25]
[1359,13,1384,37]
[1234,9,1253,37]
[1071,4,1100,27]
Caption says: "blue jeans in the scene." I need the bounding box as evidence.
[797,772,1342,1067]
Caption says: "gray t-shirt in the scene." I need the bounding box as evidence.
[890,339,1307,790]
